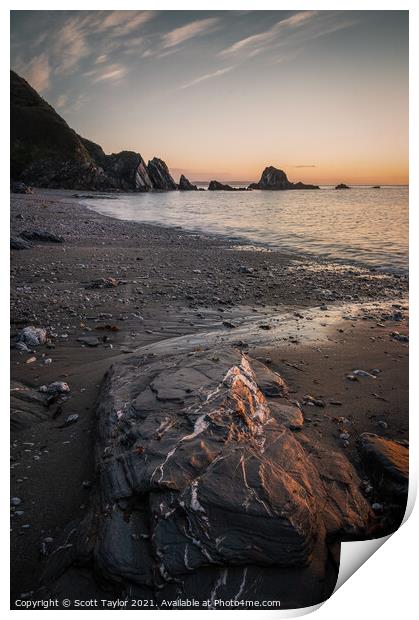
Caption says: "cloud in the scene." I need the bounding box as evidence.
[293,165,317,168]
[96,11,156,37]
[53,17,90,75]
[55,94,68,109]
[18,53,50,92]
[47,12,156,78]
[162,17,219,48]
[220,11,317,56]
[219,10,355,62]
[177,65,235,90]
[93,64,128,83]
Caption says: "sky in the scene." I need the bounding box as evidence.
[10,10,408,184]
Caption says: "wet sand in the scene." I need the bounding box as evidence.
[10,190,408,601]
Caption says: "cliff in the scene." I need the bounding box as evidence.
[10,71,173,192]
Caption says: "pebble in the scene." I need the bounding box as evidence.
[63,414,79,427]
[39,381,70,394]
[11,497,22,506]
[353,369,376,379]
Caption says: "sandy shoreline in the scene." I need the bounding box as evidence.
[10,189,408,604]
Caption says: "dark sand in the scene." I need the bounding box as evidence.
[10,190,408,601]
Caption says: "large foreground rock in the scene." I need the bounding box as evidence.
[42,345,373,608]
[249,166,319,190]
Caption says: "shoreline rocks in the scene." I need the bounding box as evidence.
[335,183,350,190]
[249,166,319,190]
[178,174,198,191]
[208,180,247,191]
[147,158,177,191]
[10,70,177,193]
[11,181,33,194]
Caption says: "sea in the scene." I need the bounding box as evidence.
[85,185,408,273]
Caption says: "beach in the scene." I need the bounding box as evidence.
[10,190,408,604]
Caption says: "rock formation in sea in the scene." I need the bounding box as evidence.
[10,70,172,192]
[178,174,198,191]
[249,166,319,190]
[335,183,350,189]
[208,180,245,191]
[41,341,375,608]
[147,157,177,191]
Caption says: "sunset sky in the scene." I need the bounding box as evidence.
[11,10,408,184]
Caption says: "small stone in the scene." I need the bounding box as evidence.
[11,497,22,506]
[17,326,48,347]
[77,336,100,347]
[63,414,79,427]
[353,369,376,379]
[40,381,70,395]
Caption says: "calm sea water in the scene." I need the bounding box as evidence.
[85,186,408,273]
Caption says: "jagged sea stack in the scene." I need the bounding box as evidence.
[147,157,177,191]
[178,174,198,191]
[249,166,319,190]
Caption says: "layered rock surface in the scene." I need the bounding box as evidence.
[43,344,373,607]
[249,166,319,190]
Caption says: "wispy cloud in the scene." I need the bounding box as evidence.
[162,17,219,49]
[220,11,317,56]
[17,53,50,92]
[219,10,354,59]
[92,64,128,83]
[37,11,157,79]
[177,65,235,90]
[53,17,91,75]
[96,11,156,37]
[55,94,68,109]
